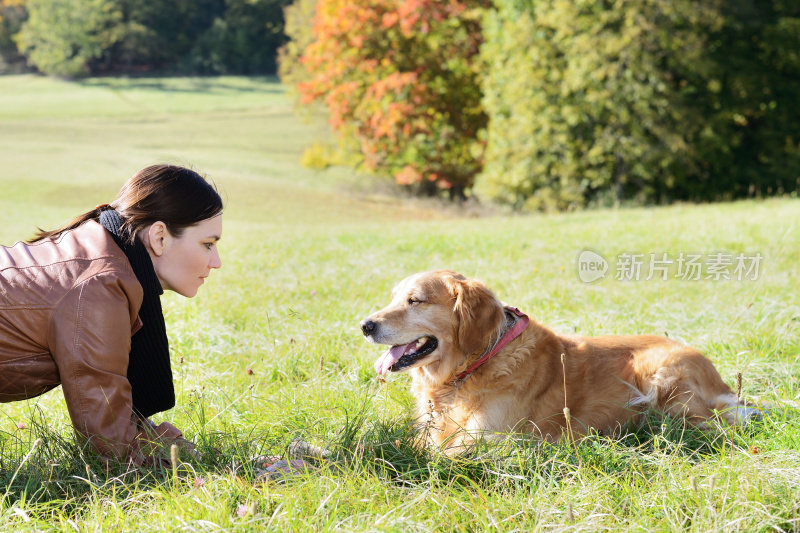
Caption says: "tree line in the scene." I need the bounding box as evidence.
[0,0,290,77]
[283,0,800,209]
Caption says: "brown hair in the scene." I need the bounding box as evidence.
[29,164,223,244]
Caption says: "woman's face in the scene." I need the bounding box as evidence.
[149,214,222,297]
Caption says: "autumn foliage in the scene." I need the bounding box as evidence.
[296,0,489,197]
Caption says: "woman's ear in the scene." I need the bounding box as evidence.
[144,222,169,257]
[448,276,505,356]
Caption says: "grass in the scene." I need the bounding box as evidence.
[1,74,799,531]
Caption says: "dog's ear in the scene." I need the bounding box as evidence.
[448,276,505,356]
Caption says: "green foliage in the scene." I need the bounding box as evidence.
[294,0,490,197]
[478,0,723,210]
[102,0,222,72]
[179,0,292,75]
[15,0,122,77]
[0,0,27,71]
[278,0,317,103]
[687,0,800,199]
[478,0,800,210]
[13,0,290,76]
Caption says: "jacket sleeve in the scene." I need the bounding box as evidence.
[47,271,142,459]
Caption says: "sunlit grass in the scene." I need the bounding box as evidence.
[0,75,798,530]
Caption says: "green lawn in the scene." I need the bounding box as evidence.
[1,74,799,531]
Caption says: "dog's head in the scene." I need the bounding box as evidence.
[360,270,505,384]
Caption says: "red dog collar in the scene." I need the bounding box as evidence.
[453,306,529,386]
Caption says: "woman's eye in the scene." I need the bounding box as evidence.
[204,243,214,250]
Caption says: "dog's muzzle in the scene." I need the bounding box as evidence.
[360,319,377,337]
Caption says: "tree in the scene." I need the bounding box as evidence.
[294,0,490,198]
[189,0,292,75]
[0,0,27,71]
[478,0,800,210]
[15,0,122,77]
[111,0,224,72]
[15,0,292,76]
[687,0,800,199]
[478,0,723,210]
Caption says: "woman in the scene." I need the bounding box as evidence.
[0,164,223,464]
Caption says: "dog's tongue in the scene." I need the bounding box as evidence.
[374,342,415,375]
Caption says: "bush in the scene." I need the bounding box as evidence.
[291,0,490,198]
[477,0,722,210]
[477,0,800,210]
[300,140,344,170]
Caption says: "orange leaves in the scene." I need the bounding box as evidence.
[397,0,423,36]
[396,0,471,36]
[366,71,418,101]
[295,0,489,192]
[313,0,387,42]
[382,12,399,29]
[362,59,379,73]
[296,81,318,105]
[326,80,360,130]
[370,101,415,140]
[395,165,422,185]
[363,72,427,145]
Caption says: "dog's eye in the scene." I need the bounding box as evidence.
[408,297,422,305]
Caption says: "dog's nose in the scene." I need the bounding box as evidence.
[360,319,377,336]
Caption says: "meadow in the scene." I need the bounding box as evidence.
[0,75,799,531]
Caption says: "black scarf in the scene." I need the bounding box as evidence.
[98,208,175,418]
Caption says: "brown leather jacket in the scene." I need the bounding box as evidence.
[0,220,146,459]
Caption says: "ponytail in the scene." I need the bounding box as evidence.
[28,204,113,243]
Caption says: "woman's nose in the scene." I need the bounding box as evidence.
[210,249,222,269]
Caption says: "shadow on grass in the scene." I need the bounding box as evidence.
[77,75,283,94]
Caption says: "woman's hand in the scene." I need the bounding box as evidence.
[135,418,200,462]
[151,420,183,440]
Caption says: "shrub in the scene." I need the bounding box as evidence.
[477,0,722,210]
[293,0,490,198]
[477,0,800,209]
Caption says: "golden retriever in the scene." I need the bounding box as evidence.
[360,270,759,450]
